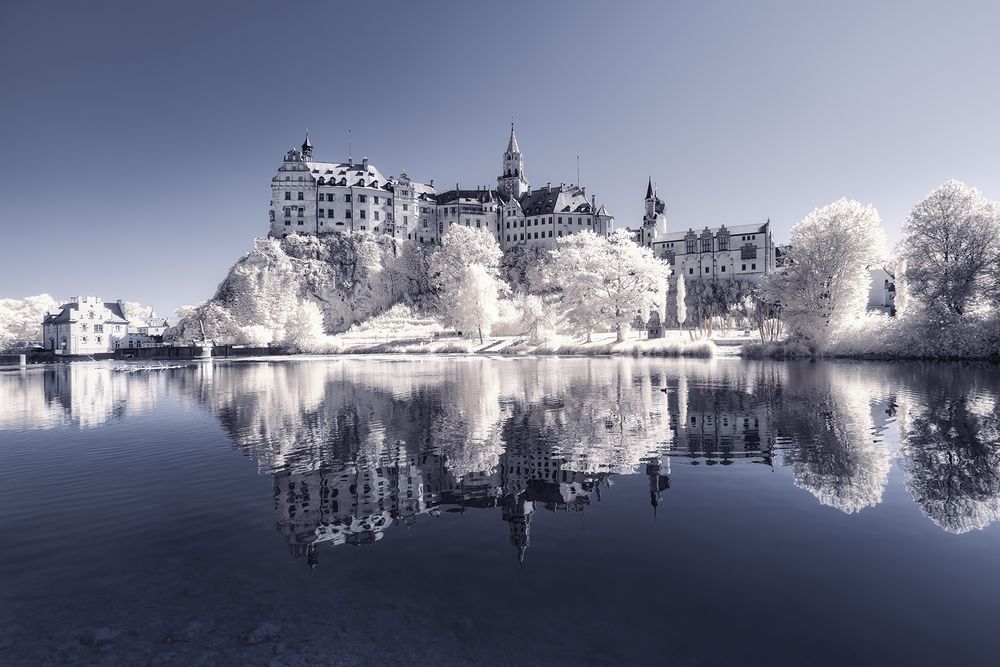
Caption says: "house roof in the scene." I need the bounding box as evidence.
[652,221,770,244]
[517,185,593,216]
[435,189,498,205]
[43,300,129,325]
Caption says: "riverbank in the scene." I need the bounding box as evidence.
[325,331,720,358]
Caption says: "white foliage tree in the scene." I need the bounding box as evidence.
[515,293,559,343]
[0,294,60,349]
[675,274,687,328]
[282,300,327,352]
[547,230,669,343]
[429,226,508,343]
[893,258,909,317]
[762,198,887,352]
[546,231,613,342]
[600,230,671,342]
[900,180,1000,315]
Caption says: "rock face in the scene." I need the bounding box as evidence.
[167,233,431,344]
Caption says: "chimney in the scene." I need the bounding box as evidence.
[430,179,434,187]
[362,157,369,170]
[546,182,551,192]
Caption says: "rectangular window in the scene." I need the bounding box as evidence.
[284,192,291,200]
[360,210,366,219]
[752,263,757,270]
[741,244,757,260]
[558,216,562,224]
[705,266,710,273]
[326,194,334,202]
[374,196,380,204]
[558,231,563,237]
[297,192,304,201]
[318,209,325,218]
[358,195,367,203]
[374,211,379,220]
[297,208,304,217]
[742,264,746,271]
[701,237,712,252]
[404,216,408,224]
[548,230,552,237]
[346,210,352,218]
[719,236,729,251]
[689,268,694,274]
[345,194,352,202]
[284,208,291,218]
[721,265,726,272]
[686,240,696,254]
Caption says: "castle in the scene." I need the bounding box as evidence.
[268,128,776,283]
[268,126,614,250]
[628,178,776,282]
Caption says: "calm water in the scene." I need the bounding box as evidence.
[1,357,999,666]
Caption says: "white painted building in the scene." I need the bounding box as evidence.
[42,297,129,355]
[628,179,776,283]
[267,127,614,250]
[42,298,170,354]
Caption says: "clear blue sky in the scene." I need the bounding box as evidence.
[2,0,998,315]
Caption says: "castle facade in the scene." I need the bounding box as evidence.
[268,127,615,250]
[628,178,776,283]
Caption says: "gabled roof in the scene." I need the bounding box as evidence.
[43,300,129,325]
[517,185,592,216]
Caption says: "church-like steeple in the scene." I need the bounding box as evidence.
[301,131,313,160]
[645,176,654,201]
[498,122,529,199]
[506,122,520,154]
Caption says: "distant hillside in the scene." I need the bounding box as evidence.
[167,233,431,344]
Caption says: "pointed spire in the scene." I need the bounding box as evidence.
[507,121,520,154]
[645,176,654,200]
[301,130,313,159]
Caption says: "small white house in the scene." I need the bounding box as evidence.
[123,315,170,349]
[868,268,895,315]
[42,297,129,354]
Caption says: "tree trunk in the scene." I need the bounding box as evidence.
[586,330,592,343]
[478,326,484,344]
[616,324,625,343]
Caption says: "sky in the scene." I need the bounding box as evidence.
[2,0,998,316]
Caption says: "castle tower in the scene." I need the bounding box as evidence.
[497,123,529,199]
[641,177,667,247]
[301,131,313,160]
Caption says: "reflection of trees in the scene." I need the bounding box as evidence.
[901,388,1000,534]
[776,364,890,514]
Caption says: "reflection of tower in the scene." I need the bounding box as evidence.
[502,493,534,564]
[646,458,670,514]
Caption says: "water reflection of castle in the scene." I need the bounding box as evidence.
[5,358,999,548]
[273,441,628,566]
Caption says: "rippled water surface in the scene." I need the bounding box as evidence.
[1,357,999,666]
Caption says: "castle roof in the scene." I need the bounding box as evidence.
[518,185,593,216]
[651,220,771,244]
[436,189,498,205]
[43,300,129,325]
